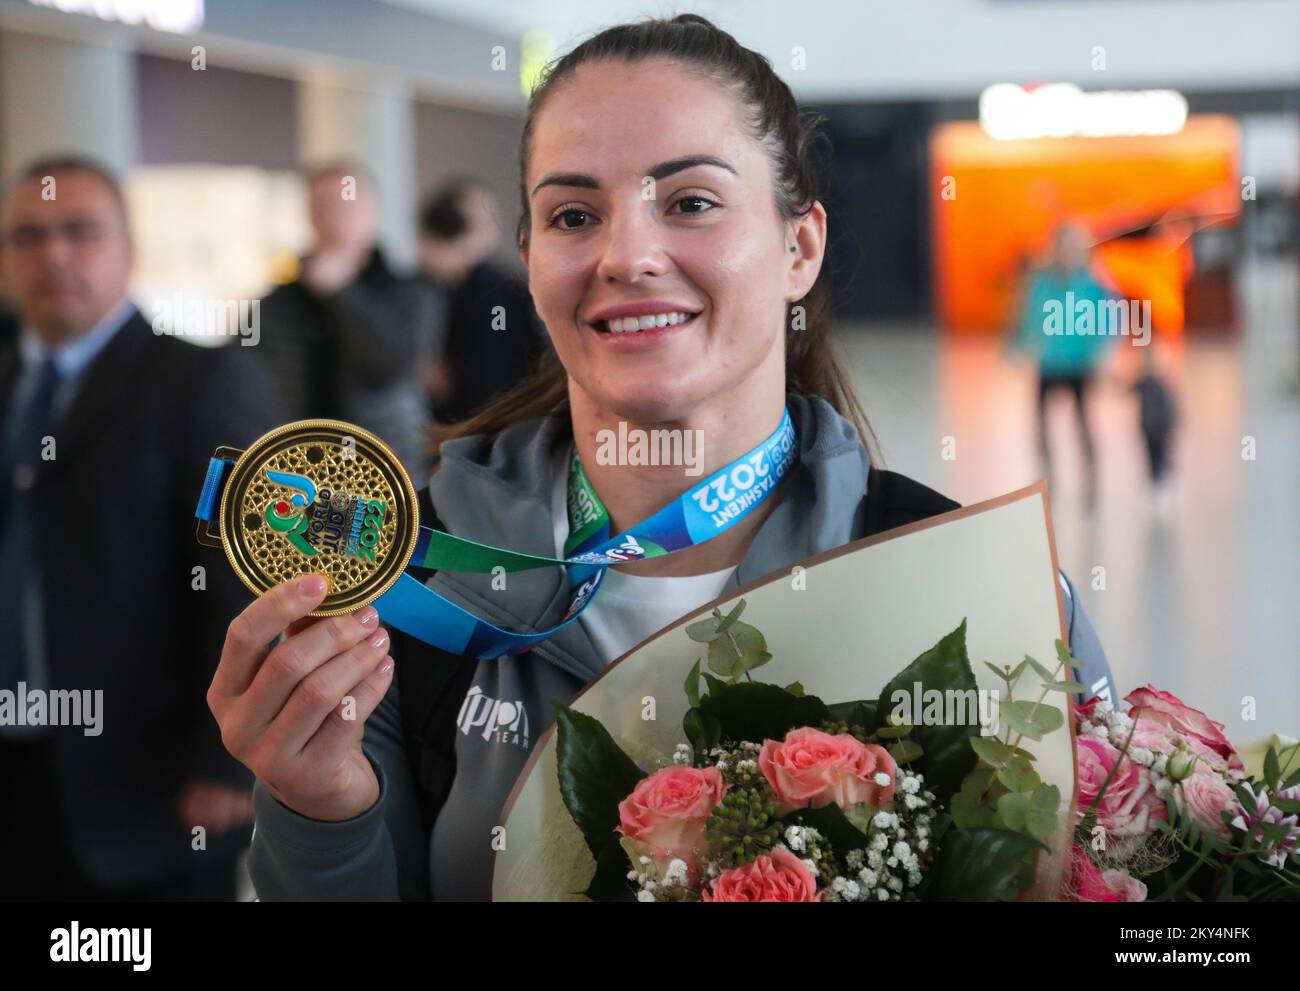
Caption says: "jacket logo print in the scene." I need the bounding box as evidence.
[457,685,531,748]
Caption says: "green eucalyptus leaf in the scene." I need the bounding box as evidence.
[984,661,1012,683]
[890,740,925,764]
[1022,654,1056,685]
[1000,700,1064,741]
[1025,809,1058,844]
[714,598,748,633]
[1045,681,1087,694]
[1031,783,1061,813]
[685,617,721,643]
[970,736,1013,768]
[996,791,1031,831]
[949,789,994,829]
[706,635,741,678]
[997,763,1040,793]
[875,723,914,740]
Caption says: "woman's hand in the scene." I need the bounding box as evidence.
[207,574,395,822]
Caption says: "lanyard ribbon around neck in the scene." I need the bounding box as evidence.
[373,408,798,658]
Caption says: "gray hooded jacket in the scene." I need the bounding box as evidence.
[247,394,1114,901]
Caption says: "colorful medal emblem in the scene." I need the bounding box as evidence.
[197,420,419,616]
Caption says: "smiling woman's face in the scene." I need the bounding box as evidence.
[522,56,822,426]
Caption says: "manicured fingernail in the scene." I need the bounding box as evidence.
[299,575,328,597]
[356,606,379,628]
[378,657,394,675]
[369,629,389,650]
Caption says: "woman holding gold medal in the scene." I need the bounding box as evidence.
[207,14,1114,900]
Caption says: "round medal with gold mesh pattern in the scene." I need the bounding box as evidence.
[218,420,419,616]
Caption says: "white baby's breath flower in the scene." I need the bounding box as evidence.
[834,877,861,901]
[874,772,892,787]
[901,776,921,795]
[637,890,655,903]
[877,889,890,901]
[893,840,911,859]
[663,859,689,886]
[803,858,819,878]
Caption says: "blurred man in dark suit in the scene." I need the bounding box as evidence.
[0,156,279,900]
[419,180,547,424]
[257,162,441,479]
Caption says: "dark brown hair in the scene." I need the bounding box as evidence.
[436,13,876,457]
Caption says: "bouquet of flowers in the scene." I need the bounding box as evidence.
[1068,691,1300,901]
[554,599,1082,902]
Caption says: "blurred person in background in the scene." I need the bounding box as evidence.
[258,162,441,478]
[1010,222,1119,507]
[418,179,547,424]
[1131,341,1177,515]
[0,156,278,900]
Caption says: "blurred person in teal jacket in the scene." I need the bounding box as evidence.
[1011,223,1121,507]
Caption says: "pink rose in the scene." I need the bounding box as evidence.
[1125,719,1178,756]
[759,727,896,810]
[1069,846,1146,901]
[1125,687,1238,764]
[1073,697,1104,728]
[704,847,819,902]
[1075,735,1166,838]
[617,766,727,871]
[1175,765,1236,837]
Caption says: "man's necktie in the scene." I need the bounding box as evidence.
[0,355,64,689]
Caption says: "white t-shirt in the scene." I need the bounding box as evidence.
[550,446,735,664]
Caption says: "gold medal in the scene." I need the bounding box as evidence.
[197,420,419,616]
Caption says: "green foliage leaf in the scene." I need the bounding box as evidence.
[889,739,924,764]
[1000,700,1064,741]
[1022,654,1057,686]
[825,699,878,733]
[705,621,772,679]
[997,762,1041,793]
[685,616,721,643]
[1264,746,1281,791]
[683,706,721,755]
[697,679,830,745]
[553,703,646,899]
[924,828,1046,901]
[1044,680,1087,694]
[785,802,870,852]
[714,598,747,633]
[970,736,1013,768]
[876,619,981,803]
[683,658,702,708]
[783,681,806,698]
